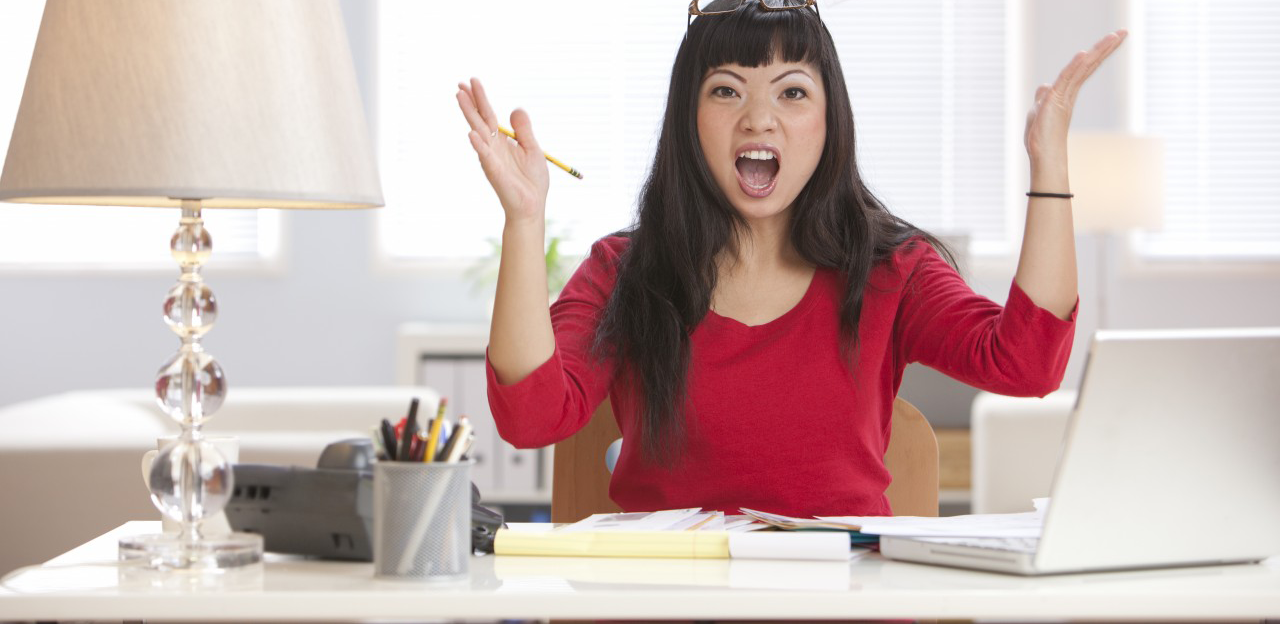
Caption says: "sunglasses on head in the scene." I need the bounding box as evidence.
[688,0,820,31]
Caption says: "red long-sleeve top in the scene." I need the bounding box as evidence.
[486,235,1077,517]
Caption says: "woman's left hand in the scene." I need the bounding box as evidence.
[1024,30,1128,169]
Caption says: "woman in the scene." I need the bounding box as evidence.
[456,0,1125,516]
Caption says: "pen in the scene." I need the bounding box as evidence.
[436,420,453,459]
[424,397,448,463]
[497,126,583,180]
[446,431,474,464]
[399,397,420,462]
[440,416,473,463]
[457,432,475,461]
[380,418,398,462]
[437,415,464,462]
[408,432,423,463]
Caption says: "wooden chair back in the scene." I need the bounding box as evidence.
[550,397,939,523]
[551,399,623,523]
[882,397,940,517]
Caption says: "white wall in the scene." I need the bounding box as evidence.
[0,0,1276,410]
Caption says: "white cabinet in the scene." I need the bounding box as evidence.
[396,323,552,506]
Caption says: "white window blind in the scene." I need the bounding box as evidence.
[0,1,274,266]
[378,0,1008,261]
[1136,0,1280,258]
[829,0,1009,251]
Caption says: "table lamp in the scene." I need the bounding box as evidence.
[0,0,382,571]
[1067,132,1164,329]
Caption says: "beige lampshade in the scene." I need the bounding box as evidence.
[0,0,382,209]
[1067,132,1163,233]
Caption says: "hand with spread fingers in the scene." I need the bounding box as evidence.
[1024,30,1128,170]
[1011,29,1128,322]
[456,78,550,225]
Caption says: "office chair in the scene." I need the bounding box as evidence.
[550,397,940,523]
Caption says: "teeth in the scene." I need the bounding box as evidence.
[738,149,775,160]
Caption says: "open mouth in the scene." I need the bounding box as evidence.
[734,150,780,198]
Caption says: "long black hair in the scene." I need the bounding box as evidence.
[592,0,954,468]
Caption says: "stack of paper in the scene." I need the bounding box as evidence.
[556,508,768,533]
[493,509,857,561]
[740,498,1051,539]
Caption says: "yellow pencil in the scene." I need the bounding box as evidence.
[498,126,583,180]
[424,397,447,462]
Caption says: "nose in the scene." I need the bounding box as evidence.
[739,100,778,133]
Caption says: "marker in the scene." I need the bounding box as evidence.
[441,416,473,463]
[408,432,423,462]
[380,418,398,462]
[399,397,420,462]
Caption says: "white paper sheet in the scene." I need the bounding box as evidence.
[820,498,1051,538]
[668,511,725,532]
[558,509,774,533]
[724,516,771,532]
[739,507,864,530]
[821,512,1043,537]
[741,498,1052,538]
[558,508,704,532]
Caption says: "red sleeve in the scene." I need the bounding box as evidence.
[893,241,1078,398]
[484,237,624,448]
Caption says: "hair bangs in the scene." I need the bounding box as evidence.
[692,2,825,74]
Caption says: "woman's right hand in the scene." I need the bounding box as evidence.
[456,78,550,224]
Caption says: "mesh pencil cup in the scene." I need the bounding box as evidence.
[373,459,473,581]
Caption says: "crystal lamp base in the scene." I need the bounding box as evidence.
[118,531,263,572]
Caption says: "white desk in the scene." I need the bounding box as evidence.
[2,522,1279,622]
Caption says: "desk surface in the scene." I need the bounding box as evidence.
[2,522,1278,622]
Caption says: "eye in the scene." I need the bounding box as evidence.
[782,87,808,100]
[710,86,738,98]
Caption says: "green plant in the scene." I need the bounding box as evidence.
[466,220,573,298]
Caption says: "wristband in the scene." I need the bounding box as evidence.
[1026,191,1074,199]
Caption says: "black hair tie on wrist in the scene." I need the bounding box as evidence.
[1026,191,1074,199]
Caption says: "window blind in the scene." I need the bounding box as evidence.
[378,0,1008,260]
[1136,0,1280,258]
[0,1,272,266]
[829,0,1008,250]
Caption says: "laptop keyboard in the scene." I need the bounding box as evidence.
[921,537,1040,553]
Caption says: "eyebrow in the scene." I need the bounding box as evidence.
[707,68,813,84]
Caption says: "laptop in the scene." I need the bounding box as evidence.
[880,327,1280,575]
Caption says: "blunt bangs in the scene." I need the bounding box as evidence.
[690,1,828,76]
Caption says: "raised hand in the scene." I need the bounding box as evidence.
[1024,30,1128,169]
[456,78,550,224]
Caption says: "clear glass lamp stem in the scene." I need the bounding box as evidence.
[118,199,262,571]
